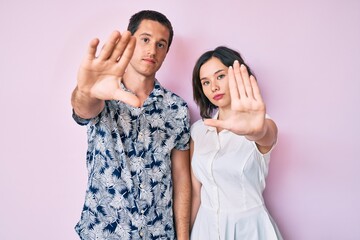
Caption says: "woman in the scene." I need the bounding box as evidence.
[190,46,282,239]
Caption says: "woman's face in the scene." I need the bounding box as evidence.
[199,57,231,109]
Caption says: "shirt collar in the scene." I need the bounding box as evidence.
[119,79,165,107]
[205,110,219,133]
[144,80,164,106]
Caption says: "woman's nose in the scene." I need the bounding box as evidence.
[211,82,219,92]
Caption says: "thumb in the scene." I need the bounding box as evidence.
[203,119,226,129]
[113,89,142,108]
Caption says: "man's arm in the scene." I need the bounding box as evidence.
[71,86,104,119]
[71,30,140,119]
[171,148,191,240]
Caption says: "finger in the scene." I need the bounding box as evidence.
[203,118,226,129]
[86,38,100,61]
[240,64,253,98]
[110,31,133,62]
[233,61,246,98]
[228,66,240,100]
[116,35,136,74]
[113,89,141,108]
[250,75,263,102]
[97,31,121,60]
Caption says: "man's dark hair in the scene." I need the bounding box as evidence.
[128,10,174,51]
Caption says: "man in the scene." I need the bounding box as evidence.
[71,10,191,239]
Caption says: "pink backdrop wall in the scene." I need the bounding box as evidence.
[1,0,359,239]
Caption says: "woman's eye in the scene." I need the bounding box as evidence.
[217,74,225,80]
[202,81,210,86]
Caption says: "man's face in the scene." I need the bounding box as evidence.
[129,19,170,78]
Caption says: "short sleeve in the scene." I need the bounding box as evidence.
[72,109,91,126]
[174,105,190,151]
[190,119,203,141]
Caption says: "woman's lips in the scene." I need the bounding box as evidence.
[213,94,224,100]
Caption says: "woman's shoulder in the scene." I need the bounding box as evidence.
[191,118,205,129]
[190,119,206,136]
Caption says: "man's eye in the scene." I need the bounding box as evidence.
[142,38,149,43]
[157,43,165,48]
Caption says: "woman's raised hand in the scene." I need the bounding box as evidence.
[204,60,267,139]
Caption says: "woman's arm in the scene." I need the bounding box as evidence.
[190,139,202,229]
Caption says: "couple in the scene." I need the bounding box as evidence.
[71,10,282,240]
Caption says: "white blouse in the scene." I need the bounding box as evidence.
[190,116,282,240]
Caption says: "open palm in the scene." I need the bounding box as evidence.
[77,31,141,107]
[204,60,266,137]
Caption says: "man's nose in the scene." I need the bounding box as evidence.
[147,43,156,56]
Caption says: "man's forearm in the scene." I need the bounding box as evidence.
[173,181,191,240]
[71,86,104,119]
[171,149,191,239]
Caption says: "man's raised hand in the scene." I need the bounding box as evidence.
[77,30,141,107]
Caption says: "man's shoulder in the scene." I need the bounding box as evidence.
[159,86,188,107]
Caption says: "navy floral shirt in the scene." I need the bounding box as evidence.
[73,81,190,240]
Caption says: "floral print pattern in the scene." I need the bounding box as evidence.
[73,81,190,239]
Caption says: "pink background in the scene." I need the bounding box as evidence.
[1,0,359,239]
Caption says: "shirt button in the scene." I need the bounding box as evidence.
[139,231,144,237]
[141,209,145,214]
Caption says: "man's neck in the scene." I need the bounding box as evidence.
[123,73,155,105]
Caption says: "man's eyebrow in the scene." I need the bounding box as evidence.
[139,33,168,44]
